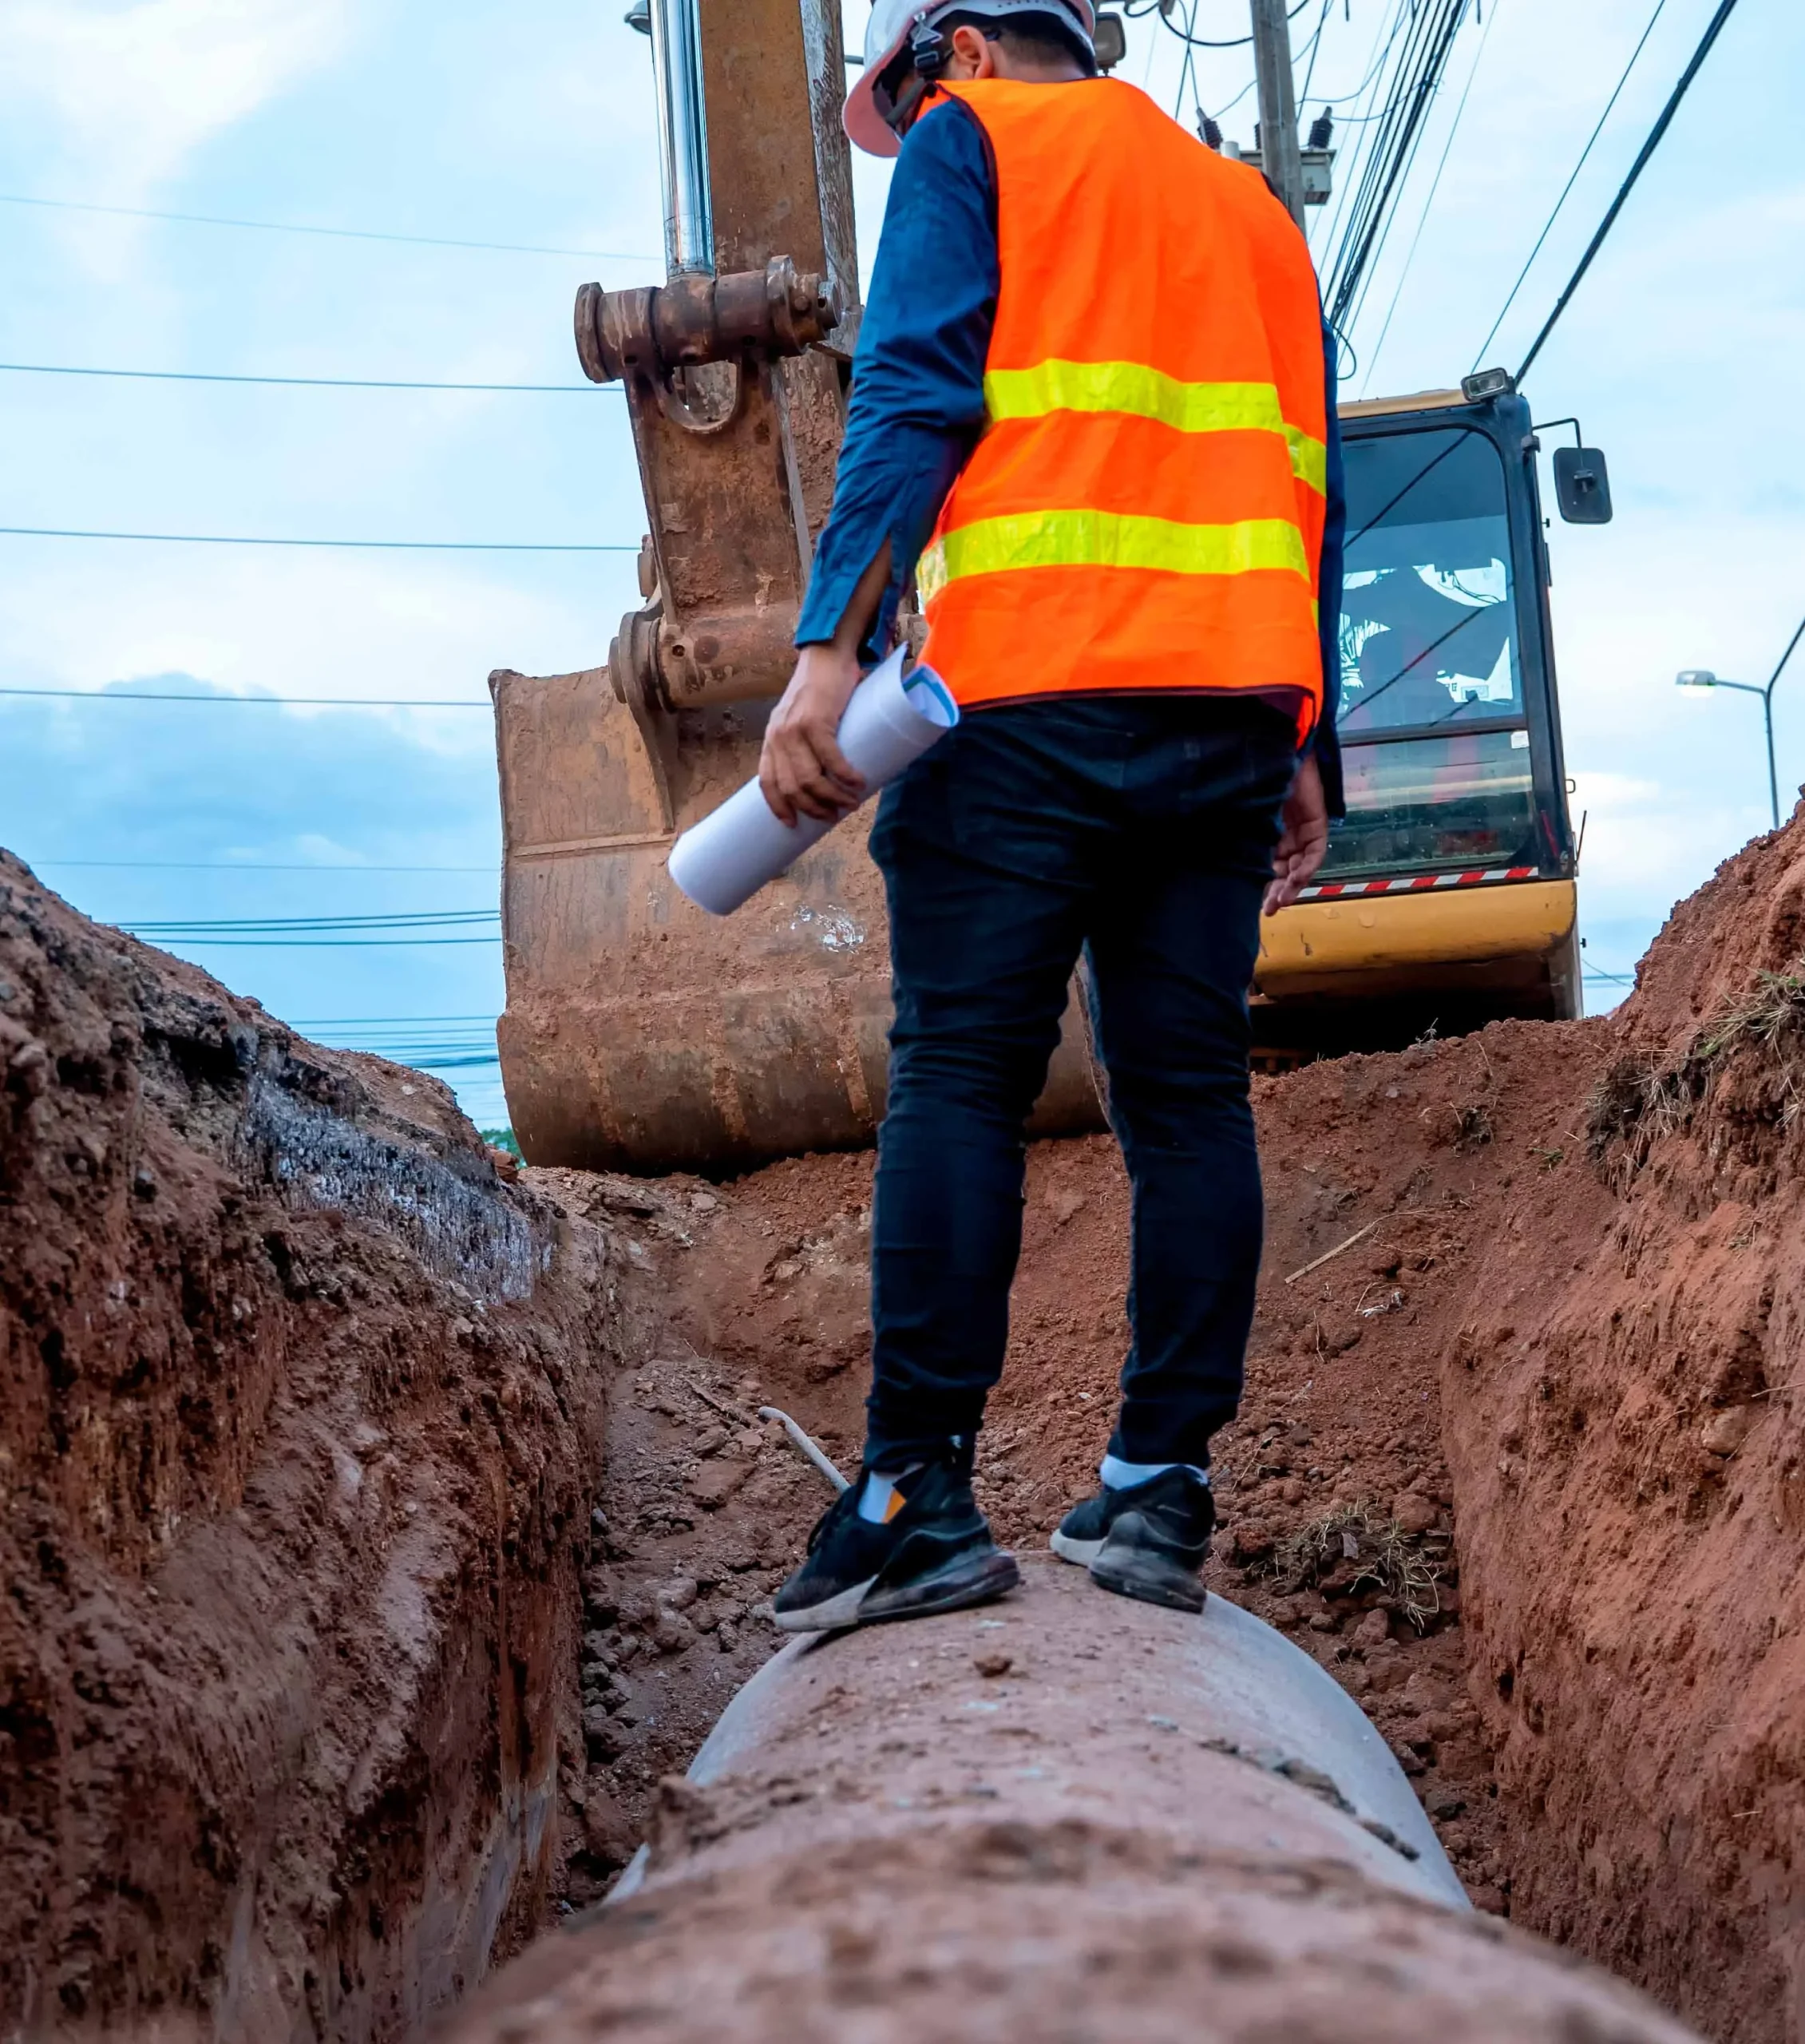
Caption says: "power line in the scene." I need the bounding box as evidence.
[35,860,495,872]
[291,1013,501,1024]
[0,191,656,262]
[127,933,501,948]
[1515,0,1743,382]
[1174,0,1204,123]
[1360,0,1501,391]
[123,911,497,933]
[1311,0,1407,260]
[1469,0,1668,370]
[1146,0,1312,49]
[0,361,615,395]
[2,688,489,707]
[1315,0,1411,107]
[1323,0,1472,335]
[0,528,635,553]
[1296,0,1335,110]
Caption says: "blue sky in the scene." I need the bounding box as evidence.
[1,0,1800,1130]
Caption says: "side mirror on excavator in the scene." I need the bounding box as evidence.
[1553,444,1613,524]
[1534,418,1613,525]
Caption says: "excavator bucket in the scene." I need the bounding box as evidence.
[492,0,1101,1172]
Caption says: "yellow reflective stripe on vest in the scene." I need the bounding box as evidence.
[918,509,1308,604]
[982,361,1328,497]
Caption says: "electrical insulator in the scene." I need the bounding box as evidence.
[1307,108,1334,150]
[1198,114,1224,150]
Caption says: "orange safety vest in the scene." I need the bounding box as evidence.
[916,78,1328,739]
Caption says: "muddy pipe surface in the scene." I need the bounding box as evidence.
[444,1559,1702,2042]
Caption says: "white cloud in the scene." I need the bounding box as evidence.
[1569,766,1766,925]
[0,542,640,736]
[0,0,355,200]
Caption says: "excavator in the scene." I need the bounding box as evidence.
[489,0,1609,1172]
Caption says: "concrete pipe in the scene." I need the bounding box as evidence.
[445,1559,1700,2042]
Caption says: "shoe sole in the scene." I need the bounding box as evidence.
[774,1549,1020,1634]
[773,1572,879,1634]
[1087,1528,1209,1618]
[1049,1529,1103,1567]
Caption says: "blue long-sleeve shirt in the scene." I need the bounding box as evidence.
[796,93,1347,815]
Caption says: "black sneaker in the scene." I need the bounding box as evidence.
[774,1457,1019,1634]
[1050,1468,1215,1614]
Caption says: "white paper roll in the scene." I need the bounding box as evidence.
[667,646,958,917]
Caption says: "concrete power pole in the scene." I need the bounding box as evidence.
[1249,0,1305,228]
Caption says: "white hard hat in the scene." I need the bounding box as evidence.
[844,0,1098,159]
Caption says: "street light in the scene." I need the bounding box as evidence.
[1676,611,1805,833]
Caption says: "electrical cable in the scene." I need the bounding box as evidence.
[124,933,501,948]
[1296,0,1335,113]
[1157,0,1311,51]
[0,361,614,395]
[1339,55,1446,341]
[119,913,502,949]
[1174,0,1203,122]
[0,191,655,262]
[2,688,489,707]
[34,861,495,873]
[1324,0,1472,334]
[1350,1,1466,310]
[1312,0,1416,275]
[1209,75,1258,120]
[0,528,635,553]
[1514,0,1740,382]
[1313,10,1408,104]
[1360,0,1501,391]
[1469,0,1668,370]
[1310,0,1406,256]
[122,911,497,933]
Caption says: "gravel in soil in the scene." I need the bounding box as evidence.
[530,1031,1548,1919]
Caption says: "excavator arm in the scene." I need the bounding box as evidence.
[489,0,1100,1170]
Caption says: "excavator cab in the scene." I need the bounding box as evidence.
[489,0,1099,1174]
[1252,383,1590,1054]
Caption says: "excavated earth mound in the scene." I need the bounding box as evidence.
[0,854,624,2039]
[1442,821,1805,2040]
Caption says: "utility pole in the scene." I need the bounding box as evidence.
[1249,0,1305,228]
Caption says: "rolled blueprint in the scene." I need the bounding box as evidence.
[667,645,958,917]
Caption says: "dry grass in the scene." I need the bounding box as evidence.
[1264,1499,1446,1631]
[1587,958,1805,1177]
[1697,965,1805,1072]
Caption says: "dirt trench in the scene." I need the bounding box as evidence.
[8,809,1805,2040]
[533,812,1805,2042]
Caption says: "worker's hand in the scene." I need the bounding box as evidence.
[759,644,868,826]
[1263,751,1329,916]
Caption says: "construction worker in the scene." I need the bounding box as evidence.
[762,0,1345,1630]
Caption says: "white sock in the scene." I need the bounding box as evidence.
[1100,1453,1209,1492]
[857,1468,912,1523]
[857,1437,963,1523]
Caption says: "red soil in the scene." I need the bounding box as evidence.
[0,853,620,2038]
[1441,823,1805,2038]
[10,808,1805,2040]
[552,812,1805,2039]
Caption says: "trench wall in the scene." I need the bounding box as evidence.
[0,853,621,2039]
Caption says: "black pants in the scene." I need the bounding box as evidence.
[865,692,1296,1475]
